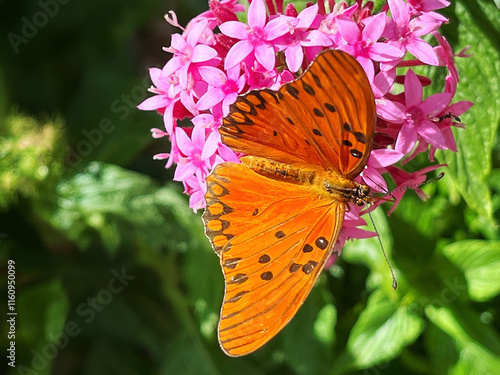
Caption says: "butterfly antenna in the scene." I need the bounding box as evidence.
[363,174,396,202]
[366,206,398,290]
[392,171,446,193]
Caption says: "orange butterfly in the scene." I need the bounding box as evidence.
[202,50,376,356]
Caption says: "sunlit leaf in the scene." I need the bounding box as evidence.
[441,240,500,301]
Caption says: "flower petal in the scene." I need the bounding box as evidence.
[255,43,276,71]
[191,44,218,63]
[388,0,409,24]
[418,120,446,149]
[174,162,196,181]
[420,92,452,116]
[395,122,418,153]
[264,16,297,39]
[225,40,254,70]
[186,19,208,46]
[368,43,405,61]
[248,0,266,29]
[201,130,220,160]
[376,99,406,123]
[175,127,195,155]
[196,87,226,110]
[404,69,423,107]
[369,149,405,168]
[198,66,226,87]
[407,37,439,65]
[337,16,360,44]
[362,12,386,41]
[219,21,249,39]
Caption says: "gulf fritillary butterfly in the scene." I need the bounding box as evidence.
[202,49,376,356]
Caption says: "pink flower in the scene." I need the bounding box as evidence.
[318,3,359,47]
[377,69,452,154]
[244,62,294,90]
[337,12,404,81]
[191,109,223,131]
[433,31,459,83]
[407,0,450,22]
[183,175,208,211]
[137,68,180,135]
[384,0,441,66]
[219,0,297,71]
[201,0,245,26]
[361,149,405,192]
[275,4,332,72]
[386,164,445,214]
[196,65,247,115]
[174,126,219,182]
[163,19,218,88]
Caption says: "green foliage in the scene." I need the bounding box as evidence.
[0,0,499,374]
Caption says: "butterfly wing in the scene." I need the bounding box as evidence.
[220,50,376,179]
[203,162,345,356]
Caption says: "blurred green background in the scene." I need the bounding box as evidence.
[1,0,499,374]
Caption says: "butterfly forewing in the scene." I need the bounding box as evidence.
[220,50,375,178]
[203,163,345,356]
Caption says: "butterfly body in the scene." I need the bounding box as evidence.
[202,50,376,356]
[242,156,368,204]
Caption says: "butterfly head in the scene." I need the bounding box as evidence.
[350,184,371,206]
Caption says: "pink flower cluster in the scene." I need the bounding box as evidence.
[139,0,472,243]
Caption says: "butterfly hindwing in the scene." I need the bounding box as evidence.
[203,162,345,356]
[220,50,376,178]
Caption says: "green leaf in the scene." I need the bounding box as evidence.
[313,303,337,346]
[37,162,197,254]
[280,283,334,375]
[160,332,220,375]
[16,279,68,374]
[441,240,500,301]
[342,207,398,292]
[425,304,500,375]
[436,0,500,240]
[346,289,424,369]
[424,323,461,375]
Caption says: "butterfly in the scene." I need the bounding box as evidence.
[202,49,376,356]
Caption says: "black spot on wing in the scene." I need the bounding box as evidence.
[303,244,313,253]
[302,260,318,275]
[226,290,249,303]
[343,140,352,147]
[285,84,300,99]
[275,231,286,239]
[302,81,316,96]
[324,103,336,112]
[313,108,324,117]
[223,258,242,269]
[228,273,248,285]
[260,271,273,281]
[311,72,322,89]
[343,122,353,132]
[350,149,363,159]
[354,132,366,144]
[315,237,328,250]
[289,263,301,273]
[259,254,271,263]
[313,129,322,136]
